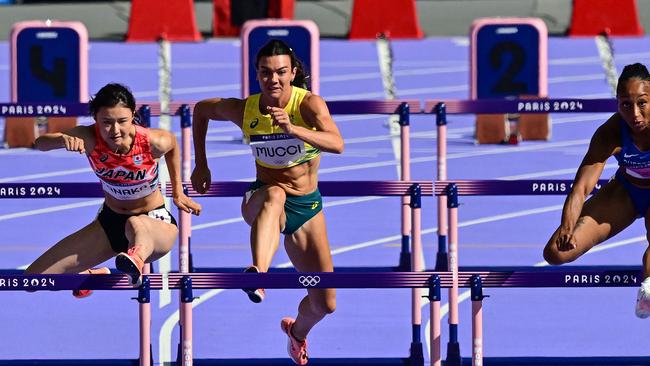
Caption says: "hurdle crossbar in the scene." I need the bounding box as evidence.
[5,268,640,292]
[434,179,609,196]
[423,98,617,114]
[0,98,620,118]
[179,180,433,197]
[0,181,434,199]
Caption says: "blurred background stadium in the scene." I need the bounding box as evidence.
[4,0,650,40]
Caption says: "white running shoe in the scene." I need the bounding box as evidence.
[635,280,650,319]
[242,265,265,303]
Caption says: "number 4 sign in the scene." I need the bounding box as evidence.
[5,21,88,148]
[470,18,549,144]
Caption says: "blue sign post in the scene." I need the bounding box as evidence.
[5,21,88,148]
[241,20,319,98]
[470,18,548,144]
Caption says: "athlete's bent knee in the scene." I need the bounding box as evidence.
[264,186,287,203]
[125,215,146,235]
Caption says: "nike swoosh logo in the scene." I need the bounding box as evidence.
[624,153,639,158]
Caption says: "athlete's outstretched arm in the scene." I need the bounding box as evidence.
[191,98,245,194]
[557,114,620,250]
[33,125,94,154]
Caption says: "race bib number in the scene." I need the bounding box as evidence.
[250,133,306,168]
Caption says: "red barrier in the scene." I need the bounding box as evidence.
[126,0,201,42]
[348,0,423,39]
[213,0,295,37]
[569,0,643,36]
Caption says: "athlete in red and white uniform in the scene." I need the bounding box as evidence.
[89,124,160,201]
[26,83,201,297]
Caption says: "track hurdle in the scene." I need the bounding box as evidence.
[171,99,423,273]
[434,179,625,366]
[0,98,426,365]
[427,96,618,267]
[173,99,427,364]
[1,98,422,272]
[425,97,619,366]
[4,267,645,366]
[87,98,425,365]
[173,180,431,366]
[0,182,154,366]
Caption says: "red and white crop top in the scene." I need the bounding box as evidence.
[87,124,160,200]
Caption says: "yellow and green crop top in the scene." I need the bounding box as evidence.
[242,86,320,169]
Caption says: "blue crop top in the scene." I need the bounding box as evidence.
[614,120,650,179]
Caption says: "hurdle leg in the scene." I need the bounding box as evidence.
[435,103,448,271]
[177,276,194,366]
[470,275,485,366]
[428,275,441,366]
[138,264,152,366]
[409,185,424,365]
[446,184,461,366]
[399,103,412,270]
[178,106,194,366]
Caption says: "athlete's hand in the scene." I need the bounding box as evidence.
[62,134,86,154]
[556,226,577,251]
[190,165,211,195]
[267,106,294,134]
[174,193,202,216]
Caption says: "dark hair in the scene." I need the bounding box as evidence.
[255,39,310,90]
[617,63,650,96]
[89,83,137,117]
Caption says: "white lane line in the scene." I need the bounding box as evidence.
[499,164,617,180]
[0,199,103,221]
[134,84,241,98]
[0,168,91,183]
[191,197,382,232]
[81,50,650,95]
[317,139,590,175]
[76,51,650,72]
[0,113,599,180]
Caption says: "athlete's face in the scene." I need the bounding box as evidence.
[256,55,296,100]
[618,78,650,133]
[95,105,135,153]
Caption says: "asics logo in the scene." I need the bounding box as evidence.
[249,118,259,129]
[298,275,320,287]
[311,202,319,210]
[624,153,639,158]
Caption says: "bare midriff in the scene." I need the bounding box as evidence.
[255,155,321,196]
[104,189,165,214]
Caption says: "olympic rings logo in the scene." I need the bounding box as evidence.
[298,275,321,287]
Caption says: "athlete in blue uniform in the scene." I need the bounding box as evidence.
[191,40,343,365]
[544,63,650,318]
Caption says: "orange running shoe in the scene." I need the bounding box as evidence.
[115,246,144,287]
[280,317,308,365]
[72,267,111,298]
[242,265,265,303]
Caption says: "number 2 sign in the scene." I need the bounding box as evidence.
[470,18,549,144]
